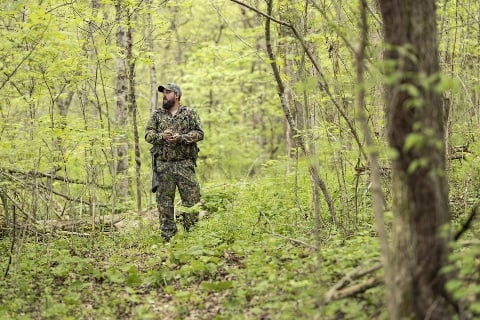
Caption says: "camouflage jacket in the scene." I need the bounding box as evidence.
[145,106,204,162]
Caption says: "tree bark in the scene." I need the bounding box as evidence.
[377,0,454,318]
[126,16,142,213]
[146,0,158,114]
[114,0,129,202]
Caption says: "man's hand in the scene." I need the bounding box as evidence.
[163,129,181,143]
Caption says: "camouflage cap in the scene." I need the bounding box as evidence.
[158,83,182,97]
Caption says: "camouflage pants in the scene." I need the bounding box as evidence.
[155,159,200,241]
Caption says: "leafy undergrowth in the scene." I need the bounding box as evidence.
[3,162,478,319]
[1,172,386,319]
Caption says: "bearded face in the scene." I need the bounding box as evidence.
[162,94,175,110]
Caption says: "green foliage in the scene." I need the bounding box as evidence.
[2,152,479,319]
[0,162,384,319]
[0,0,479,319]
[443,240,480,319]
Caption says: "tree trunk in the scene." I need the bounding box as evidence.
[126,17,142,213]
[114,0,129,202]
[377,0,454,318]
[264,0,338,228]
[146,0,158,114]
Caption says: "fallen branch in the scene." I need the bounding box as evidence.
[326,276,383,302]
[448,154,467,161]
[325,261,383,302]
[0,167,111,190]
[36,214,125,232]
[55,230,92,237]
[1,169,109,208]
[36,182,109,207]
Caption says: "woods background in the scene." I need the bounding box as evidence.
[1,0,479,319]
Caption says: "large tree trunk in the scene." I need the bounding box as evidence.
[377,0,454,319]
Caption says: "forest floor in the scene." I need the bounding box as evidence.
[2,180,477,319]
[0,204,385,319]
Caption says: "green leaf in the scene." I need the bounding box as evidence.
[445,279,463,293]
[434,75,460,93]
[201,281,234,292]
[403,133,424,152]
[407,158,429,174]
[105,267,125,284]
[401,83,420,97]
[63,292,81,306]
[471,302,480,314]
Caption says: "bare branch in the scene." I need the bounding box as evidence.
[0,24,49,91]
[45,1,78,14]
[229,0,367,162]
[0,167,110,190]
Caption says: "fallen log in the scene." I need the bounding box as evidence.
[35,214,125,233]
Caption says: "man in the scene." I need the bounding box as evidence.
[145,83,204,242]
